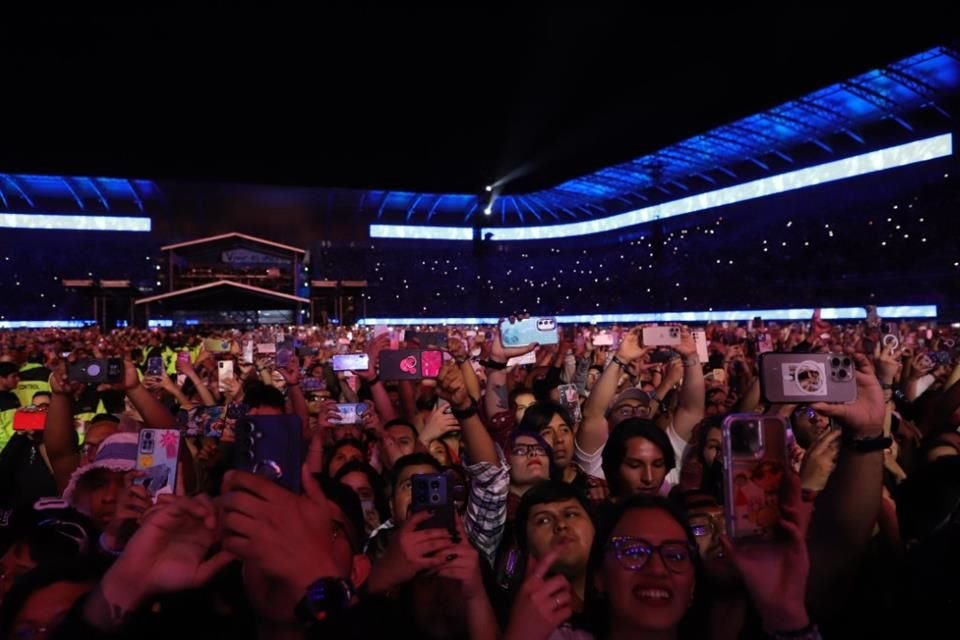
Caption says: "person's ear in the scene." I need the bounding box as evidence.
[350,553,371,589]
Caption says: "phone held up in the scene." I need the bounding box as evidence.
[721,414,789,542]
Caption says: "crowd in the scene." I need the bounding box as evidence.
[0,312,958,639]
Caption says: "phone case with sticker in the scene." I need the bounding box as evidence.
[135,428,180,500]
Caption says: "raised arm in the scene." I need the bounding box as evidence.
[805,353,886,620]
[44,366,82,492]
[121,360,177,427]
[579,327,647,454]
[671,327,705,442]
[482,326,537,420]
[355,334,398,423]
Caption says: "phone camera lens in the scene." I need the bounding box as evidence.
[842,358,851,367]
[431,494,440,503]
[430,480,440,489]
[731,421,761,455]
[831,358,840,367]
[837,369,848,379]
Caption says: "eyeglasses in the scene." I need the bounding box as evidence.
[613,404,652,420]
[606,536,694,573]
[511,444,548,457]
[688,513,725,538]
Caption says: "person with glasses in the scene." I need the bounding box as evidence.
[581,479,813,640]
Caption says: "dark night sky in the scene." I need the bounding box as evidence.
[0,5,955,194]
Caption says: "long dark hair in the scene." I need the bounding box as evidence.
[333,460,391,525]
[585,495,706,639]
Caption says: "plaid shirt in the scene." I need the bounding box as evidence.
[464,450,511,566]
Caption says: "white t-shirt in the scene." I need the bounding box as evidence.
[574,424,688,491]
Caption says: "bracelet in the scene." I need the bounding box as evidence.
[841,432,892,453]
[366,375,381,386]
[682,356,700,367]
[879,382,894,390]
[480,359,508,370]
[451,402,479,421]
[610,355,628,370]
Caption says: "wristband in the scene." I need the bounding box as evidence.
[842,432,892,453]
[480,359,508,370]
[451,402,479,421]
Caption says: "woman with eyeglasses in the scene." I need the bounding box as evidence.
[504,472,816,640]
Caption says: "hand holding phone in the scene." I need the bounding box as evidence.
[410,472,455,531]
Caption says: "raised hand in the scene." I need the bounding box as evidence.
[616,327,649,362]
[437,360,471,409]
[811,353,885,436]
[221,467,347,604]
[106,494,234,600]
[420,404,461,445]
[490,319,538,363]
[798,429,841,491]
[720,472,812,633]
[365,510,459,594]
[503,549,573,640]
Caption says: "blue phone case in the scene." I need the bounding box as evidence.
[500,318,559,347]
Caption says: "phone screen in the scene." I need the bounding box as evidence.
[332,353,369,371]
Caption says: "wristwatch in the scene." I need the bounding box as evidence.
[294,577,355,624]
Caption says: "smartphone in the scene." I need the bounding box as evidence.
[256,342,276,355]
[332,402,368,425]
[68,358,123,384]
[177,351,191,365]
[296,346,319,358]
[406,331,449,349]
[500,318,560,347]
[302,377,326,392]
[642,326,682,347]
[218,360,234,393]
[13,407,47,431]
[692,329,709,363]
[882,334,900,350]
[332,353,370,372]
[421,351,443,378]
[185,406,226,438]
[204,338,232,353]
[146,356,164,377]
[410,472,455,531]
[722,414,789,541]
[557,383,582,423]
[758,353,856,404]
[379,349,441,380]
[134,428,181,500]
[276,340,294,369]
[243,341,255,364]
[507,350,538,367]
[592,331,615,347]
[233,415,303,493]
